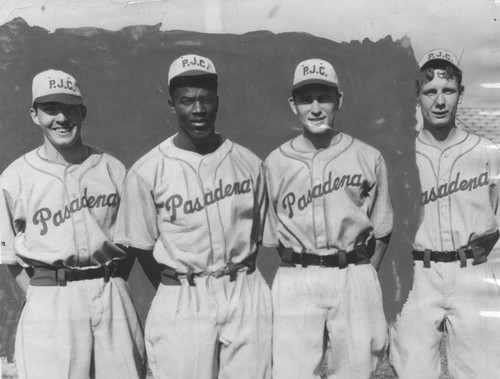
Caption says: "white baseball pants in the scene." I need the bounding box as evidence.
[15,277,146,379]
[145,269,272,379]
[390,259,500,379]
[272,264,387,379]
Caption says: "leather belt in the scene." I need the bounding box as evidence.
[287,246,370,269]
[160,252,257,286]
[412,249,474,263]
[27,261,123,286]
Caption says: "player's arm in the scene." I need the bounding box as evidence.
[114,168,161,288]
[261,162,280,250]
[251,163,269,245]
[117,244,161,289]
[371,234,391,271]
[369,154,394,271]
[0,173,30,293]
[7,265,30,293]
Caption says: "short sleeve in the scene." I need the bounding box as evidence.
[262,163,280,248]
[369,154,394,239]
[0,173,23,265]
[114,168,159,250]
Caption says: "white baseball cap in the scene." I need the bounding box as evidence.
[418,48,460,70]
[168,54,218,86]
[32,69,82,105]
[292,58,339,90]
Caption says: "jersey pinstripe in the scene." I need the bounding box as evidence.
[263,132,393,253]
[414,128,500,251]
[114,135,267,272]
[0,147,126,267]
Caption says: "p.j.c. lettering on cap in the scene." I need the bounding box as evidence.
[301,62,329,78]
[180,55,212,71]
[47,76,79,93]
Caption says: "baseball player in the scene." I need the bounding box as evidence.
[0,69,146,379]
[264,58,393,378]
[389,49,500,378]
[114,54,272,379]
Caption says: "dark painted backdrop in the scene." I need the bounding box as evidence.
[0,18,421,359]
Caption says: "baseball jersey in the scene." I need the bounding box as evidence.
[414,127,500,251]
[263,132,393,253]
[0,147,127,267]
[114,134,266,272]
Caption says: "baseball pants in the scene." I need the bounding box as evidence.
[390,259,500,379]
[145,269,272,379]
[15,277,146,379]
[272,264,387,379]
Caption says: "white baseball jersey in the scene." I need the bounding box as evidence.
[264,132,392,379]
[0,147,127,267]
[390,127,500,379]
[114,134,267,271]
[414,127,500,251]
[264,132,393,252]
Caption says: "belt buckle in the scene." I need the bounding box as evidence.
[318,255,326,268]
[104,261,118,282]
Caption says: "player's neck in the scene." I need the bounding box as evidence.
[41,140,90,164]
[174,132,222,155]
[422,123,456,146]
[302,129,339,151]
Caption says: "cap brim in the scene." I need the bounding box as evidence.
[420,58,460,72]
[169,70,218,85]
[292,79,338,90]
[33,93,82,105]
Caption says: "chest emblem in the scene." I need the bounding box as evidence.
[421,171,489,205]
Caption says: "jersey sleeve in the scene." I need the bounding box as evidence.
[487,140,500,227]
[369,154,394,239]
[0,172,24,265]
[262,162,280,248]
[114,168,159,251]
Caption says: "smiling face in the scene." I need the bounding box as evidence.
[31,102,87,150]
[289,83,341,136]
[418,68,463,132]
[168,84,219,142]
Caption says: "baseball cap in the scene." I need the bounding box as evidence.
[32,69,82,105]
[418,48,460,70]
[292,59,339,90]
[168,54,218,86]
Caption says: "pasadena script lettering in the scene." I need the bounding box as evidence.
[33,188,120,235]
[158,178,252,222]
[421,171,489,205]
[282,172,363,218]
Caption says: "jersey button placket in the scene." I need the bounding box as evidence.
[66,168,89,265]
[199,161,225,265]
[312,161,326,247]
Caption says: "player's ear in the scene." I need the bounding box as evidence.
[30,107,40,126]
[288,97,298,115]
[335,91,343,111]
[80,105,87,121]
[458,85,465,104]
[168,98,177,114]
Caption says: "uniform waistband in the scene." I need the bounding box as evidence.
[27,261,126,286]
[412,230,500,268]
[281,245,371,269]
[160,252,258,286]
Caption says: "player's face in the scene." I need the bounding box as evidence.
[418,69,463,130]
[31,102,86,150]
[289,84,341,135]
[169,86,219,140]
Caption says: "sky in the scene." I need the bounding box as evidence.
[0,0,499,108]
